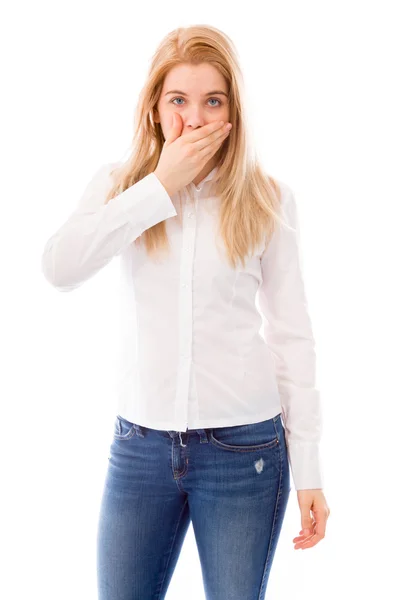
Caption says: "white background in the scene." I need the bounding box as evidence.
[1,1,399,598]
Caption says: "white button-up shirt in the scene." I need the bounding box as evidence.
[41,161,323,491]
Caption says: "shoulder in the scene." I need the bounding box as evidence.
[86,160,124,194]
[76,160,123,212]
[270,178,299,234]
[92,160,123,183]
[273,177,296,203]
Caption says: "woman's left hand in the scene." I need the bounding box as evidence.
[293,489,330,550]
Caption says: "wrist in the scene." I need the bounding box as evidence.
[154,170,176,198]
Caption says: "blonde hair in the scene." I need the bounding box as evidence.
[104,24,285,269]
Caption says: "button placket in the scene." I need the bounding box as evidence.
[175,188,198,429]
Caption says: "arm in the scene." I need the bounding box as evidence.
[258,181,324,491]
[41,162,177,292]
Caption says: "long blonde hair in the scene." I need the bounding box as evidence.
[104,24,285,269]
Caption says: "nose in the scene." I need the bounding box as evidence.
[184,110,208,131]
[185,121,210,136]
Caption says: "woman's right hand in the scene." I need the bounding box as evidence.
[154,112,232,197]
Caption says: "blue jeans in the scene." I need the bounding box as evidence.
[96,413,291,600]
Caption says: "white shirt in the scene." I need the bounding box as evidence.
[41,161,323,491]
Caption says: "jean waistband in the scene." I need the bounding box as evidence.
[169,429,209,446]
[132,423,210,447]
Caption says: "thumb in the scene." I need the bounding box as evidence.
[165,112,182,145]
[300,509,314,536]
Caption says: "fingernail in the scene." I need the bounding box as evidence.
[225,123,232,130]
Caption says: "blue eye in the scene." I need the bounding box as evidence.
[171,97,222,107]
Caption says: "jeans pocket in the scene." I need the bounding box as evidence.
[209,414,280,452]
[113,415,136,441]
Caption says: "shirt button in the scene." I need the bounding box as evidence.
[188,212,194,218]
[182,283,187,288]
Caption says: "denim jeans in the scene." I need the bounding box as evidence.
[96,412,291,600]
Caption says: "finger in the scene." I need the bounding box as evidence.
[295,531,323,549]
[307,506,328,541]
[199,128,231,162]
[314,511,328,539]
[186,120,227,146]
[293,522,316,544]
[210,127,231,152]
[194,122,231,153]
[294,514,327,549]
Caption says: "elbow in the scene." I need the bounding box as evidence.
[41,245,81,292]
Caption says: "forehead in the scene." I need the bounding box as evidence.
[162,63,228,93]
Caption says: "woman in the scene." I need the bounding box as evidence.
[41,24,330,600]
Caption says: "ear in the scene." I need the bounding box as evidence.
[153,108,160,124]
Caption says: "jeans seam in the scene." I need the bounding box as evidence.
[258,427,283,599]
[209,434,279,452]
[272,416,280,438]
[156,496,189,599]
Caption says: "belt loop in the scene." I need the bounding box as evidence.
[178,431,187,447]
[197,429,209,443]
[133,423,144,438]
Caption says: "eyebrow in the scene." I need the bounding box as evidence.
[164,90,229,98]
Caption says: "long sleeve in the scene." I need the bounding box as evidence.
[41,162,178,292]
[258,181,323,491]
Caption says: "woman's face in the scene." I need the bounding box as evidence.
[154,62,230,138]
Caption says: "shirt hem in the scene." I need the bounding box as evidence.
[116,404,283,432]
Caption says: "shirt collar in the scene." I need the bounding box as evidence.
[191,166,219,192]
